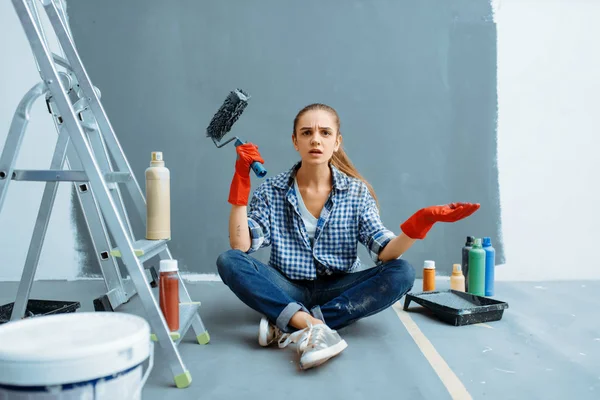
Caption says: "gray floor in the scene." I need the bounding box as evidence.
[1,279,598,399]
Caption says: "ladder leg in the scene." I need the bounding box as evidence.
[0,82,46,212]
[71,99,140,306]
[10,126,69,321]
[13,0,191,386]
[84,128,141,302]
[180,278,210,345]
[66,143,131,311]
[85,125,135,241]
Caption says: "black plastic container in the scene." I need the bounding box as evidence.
[0,299,80,324]
[403,290,508,326]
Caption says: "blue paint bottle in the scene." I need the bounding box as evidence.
[482,237,495,296]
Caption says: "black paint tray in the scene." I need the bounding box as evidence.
[403,290,508,326]
[0,299,80,324]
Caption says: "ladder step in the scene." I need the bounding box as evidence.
[10,170,131,183]
[12,170,88,182]
[110,239,169,262]
[150,302,201,344]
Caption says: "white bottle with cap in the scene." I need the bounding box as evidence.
[423,260,436,291]
[159,259,179,331]
[146,151,170,240]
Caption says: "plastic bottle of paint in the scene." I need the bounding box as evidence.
[482,237,496,296]
[145,151,170,240]
[159,259,179,331]
[467,238,486,296]
[462,236,474,292]
[422,260,436,291]
[450,263,465,292]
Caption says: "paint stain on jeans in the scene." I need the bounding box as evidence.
[340,296,377,315]
[379,282,390,294]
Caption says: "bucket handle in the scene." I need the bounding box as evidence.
[133,341,154,399]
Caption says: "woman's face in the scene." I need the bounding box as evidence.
[292,109,341,166]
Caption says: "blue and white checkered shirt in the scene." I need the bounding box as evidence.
[246,162,397,280]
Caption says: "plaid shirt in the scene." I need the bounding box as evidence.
[246,162,397,280]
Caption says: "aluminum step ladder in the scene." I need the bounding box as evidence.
[0,0,209,389]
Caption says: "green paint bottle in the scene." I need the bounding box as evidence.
[467,238,486,296]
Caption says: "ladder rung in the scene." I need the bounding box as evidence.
[9,170,132,183]
[12,169,87,182]
[104,172,133,183]
[110,239,169,262]
[52,53,71,70]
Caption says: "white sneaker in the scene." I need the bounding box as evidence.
[258,316,286,347]
[279,320,348,370]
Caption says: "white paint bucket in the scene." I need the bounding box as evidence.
[0,312,153,399]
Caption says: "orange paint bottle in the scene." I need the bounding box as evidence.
[450,263,466,292]
[423,260,436,291]
[159,259,179,331]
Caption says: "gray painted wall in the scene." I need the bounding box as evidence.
[67,0,503,277]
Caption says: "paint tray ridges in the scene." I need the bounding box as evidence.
[418,292,481,310]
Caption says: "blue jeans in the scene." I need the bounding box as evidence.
[216,249,416,333]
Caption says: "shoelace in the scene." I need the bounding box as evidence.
[269,324,284,343]
[277,320,327,354]
[277,327,307,350]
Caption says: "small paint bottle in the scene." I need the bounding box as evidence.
[482,237,496,296]
[422,260,436,291]
[159,259,179,331]
[462,236,474,291]
[468,238,486,296]
[146,151,171,240]
[450,263,465,292]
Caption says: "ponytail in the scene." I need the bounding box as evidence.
[330,145,379,209]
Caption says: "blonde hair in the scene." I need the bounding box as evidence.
[293,103,379,207]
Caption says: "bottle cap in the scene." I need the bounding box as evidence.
[482,237,492,247]
[452,263,462,274]
[159,259,178,273]
[465,236,474,246]
[423,260,435,269]
[150,151,165,166]
[473,238,482,247]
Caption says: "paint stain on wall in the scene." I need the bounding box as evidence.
[70,188,100,277]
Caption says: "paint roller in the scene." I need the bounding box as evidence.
[205,89,267,178]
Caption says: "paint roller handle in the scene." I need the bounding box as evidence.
[235,138,267,178]
[251,161,267,178]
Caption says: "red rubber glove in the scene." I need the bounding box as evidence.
[400,202,480,239]
[228,143,265,206]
